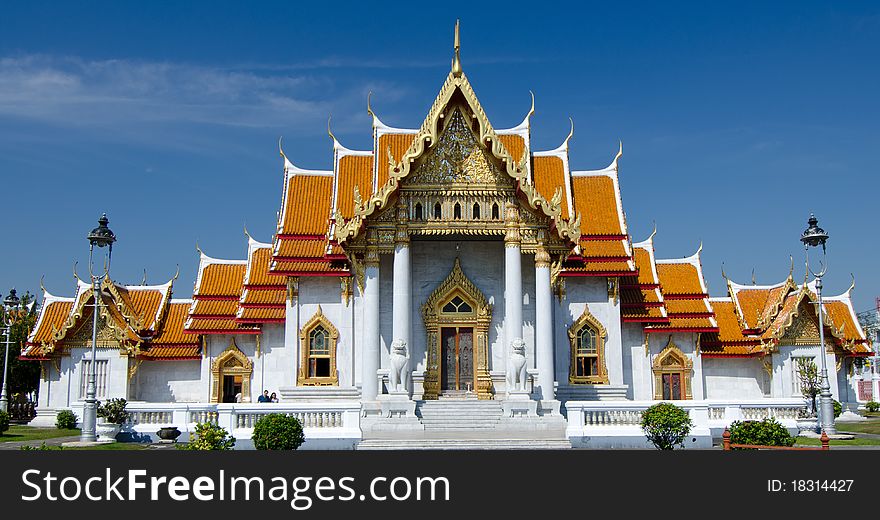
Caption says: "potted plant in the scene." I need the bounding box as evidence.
[96,398,130,442]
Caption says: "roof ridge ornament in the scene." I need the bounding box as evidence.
[612,140,623,171]
[327,115,336,144]
[751,268,756,285]
[366,91,374,118]
[142,268,147,286]
[452,19,462,77]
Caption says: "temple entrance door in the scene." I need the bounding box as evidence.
[440,327,474,394]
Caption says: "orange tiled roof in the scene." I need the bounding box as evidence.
[664,299,712,315]
[533,156,568,220]
[195,263,246,298]
[151,302,200,346]
[270,260,349,274]
[377,133,415,187]
[701,299,761,351]
[571,175,624,237]
[185,318,255,332]
[237,307,285,323]
[656,263,706,296]
[245,245,288,286]
[27,299,73,345]
[580,239,629,259]
[498,134,525,162]
[561,259,634,275]
[279,174,333,236]
[621,287,662,305]
[241,289,286,306]
[274,239,328,259]
[190,299,240,316]
[648,316,718,331]
[621,306,668,321]
[138,346,201,359]
[336,154,374,218]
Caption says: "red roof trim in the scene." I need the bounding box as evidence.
[646,327,720,333]
[136,356,202,361]
[189,314,238,320]
[192,295,240,301]
[700,353,761,359]
[579,235,628,241]
[270,271,350,277]
[272,256,335,263]
[560,271,636,277]
[621,302,666,308]
[667,312,715,319]
[581,256,633,263]
[621,317,671,323]
[621,284,661,290]
[238,303,286,309]
[236,318,286,324]
[184,329,262,335]
[243,284,287,291]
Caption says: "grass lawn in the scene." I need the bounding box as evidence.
[0,425,80,443]
[21,441,150,451]
[796,436,880,447]
[834,419,880,435]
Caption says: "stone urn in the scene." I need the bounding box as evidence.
[796,416,819,435]
[157,426,182,442]
[96,422,121,442]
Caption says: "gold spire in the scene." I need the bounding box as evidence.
[452,19,462,77]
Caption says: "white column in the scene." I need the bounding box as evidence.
[535,243,554,400]
[504,202,523,352]
[361,247,380,402]
[392,242,411,348]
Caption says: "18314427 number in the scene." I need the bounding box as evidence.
[790,480,853,492]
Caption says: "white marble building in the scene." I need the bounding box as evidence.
[23,31,875,448]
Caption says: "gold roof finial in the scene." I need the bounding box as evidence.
[366,90,374,117]
[142,268,148,286]
[244,223,251,240]
[721,262,727,281]
[648,221,657,242]
[172,264,180,282]
[452,19,462,77]
[848,273,855,294]
[751,268,756,285]
[327,115,336,144]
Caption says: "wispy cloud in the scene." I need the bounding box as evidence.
[0,55,409,143]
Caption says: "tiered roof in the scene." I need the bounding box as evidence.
[620,231,668,323]
[701,273,871,357]
[237,237,287,324]
[645,247,718,334]
[24,275,197,359]
[184,251,258,334]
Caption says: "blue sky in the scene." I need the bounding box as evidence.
[1,1,878,312]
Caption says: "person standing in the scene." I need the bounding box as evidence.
[258,390,270,403]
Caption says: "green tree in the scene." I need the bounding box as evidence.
[252,413,305,450]
[795,358,821,415]
[1,291,40,399]
[640,402,694,450]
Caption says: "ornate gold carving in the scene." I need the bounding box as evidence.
[421,258,493,400]
[255,334,261,358]
[128,358,143,380]
[286,277,299,303]
[568,306,609,384]
[340,276,352,306]
[334,71,580,248]
[504,202,521,246]
[298,305,339,386]
[607,277,619,305]
[762,356,773,377]
[535,245,551,268]
[210,338,253,403]
[554,277,566,303]
[651,336,693,400]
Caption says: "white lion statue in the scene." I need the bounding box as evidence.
[389,339,410,393]
[506,338,528,392]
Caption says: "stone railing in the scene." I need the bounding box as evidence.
[565,398,807,448]
[122,401,362,441]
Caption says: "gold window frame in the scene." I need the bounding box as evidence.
[652,337,693,400]
[568,306,609,384]
[298,305,339,386]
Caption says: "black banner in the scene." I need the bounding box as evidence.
[1,450,873,515]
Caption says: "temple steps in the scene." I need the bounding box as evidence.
[356,438,572,450]
[417,400,504,431]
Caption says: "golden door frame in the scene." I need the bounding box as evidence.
[422,258,493,400]
[652,337,693,400]
[210,338,253,403]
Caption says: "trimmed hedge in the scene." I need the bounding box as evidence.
[252,413,306,450]
[640,402,693,450]
[56,409,77,430]
[178,422,235,451]
[728,418,795,449]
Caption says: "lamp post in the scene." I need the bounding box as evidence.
[80,213,116,443]
[800,213,836,435]
[0,288,22,413]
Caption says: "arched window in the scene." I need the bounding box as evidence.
[472,203,481,219]
[298,306,339,386]
[434,202,442,219]
[492,202,500,220]
[414,202,423,221]
[442,295,473,314]
[652,338,693,400]
[568,307,608,384]
[453,202,462,220]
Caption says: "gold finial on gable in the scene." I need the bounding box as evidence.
[452,19,462,77]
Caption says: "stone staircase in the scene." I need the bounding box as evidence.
[418,399,504,431]
[357,399,572,450]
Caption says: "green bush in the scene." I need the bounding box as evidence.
[178,422,235,451]
[21,442,61,451]
[252,413,305,450]
[866,401,880,413]
[640,402,693,450]
[833,399,842,418]
[56,409,78,429]
[97,398,130,425]
[728,418,795,449]
[0,410,9,435]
